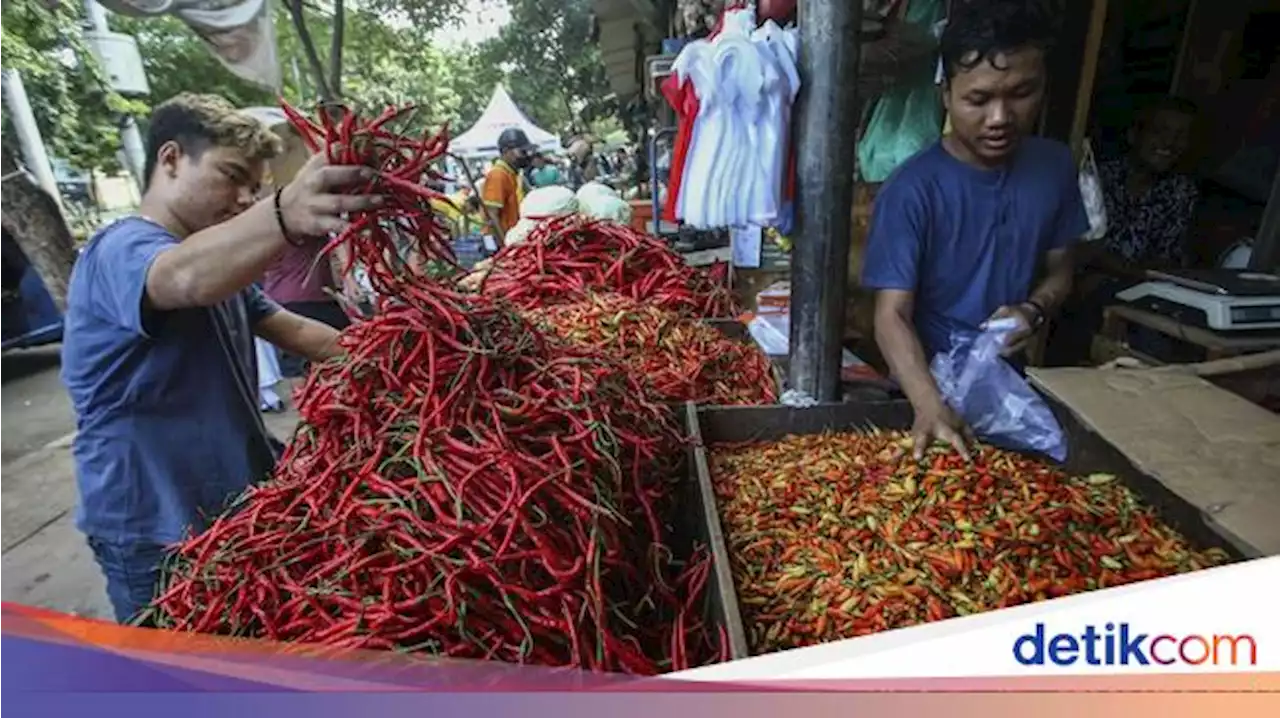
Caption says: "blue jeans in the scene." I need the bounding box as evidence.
[87,537,166,625]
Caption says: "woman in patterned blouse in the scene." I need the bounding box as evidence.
[1088,96,1200,275]
[1047,97,1200,366]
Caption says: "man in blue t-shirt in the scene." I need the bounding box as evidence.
[861,2,1089,461]
[60,93,382,623]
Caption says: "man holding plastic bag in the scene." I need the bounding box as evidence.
[862,1,1087,462]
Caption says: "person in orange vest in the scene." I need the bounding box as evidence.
[482,128,534,236]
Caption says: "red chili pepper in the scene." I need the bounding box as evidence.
[150,102,725,675]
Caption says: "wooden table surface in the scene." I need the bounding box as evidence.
[1103,305,1280,353]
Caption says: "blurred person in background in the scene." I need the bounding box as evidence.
[527,153,563,188]
[1086,96,1200,277]
[1047,97,1200,366]
[567,138,598,189]
[261,233,353,378]
[482,128,534,235]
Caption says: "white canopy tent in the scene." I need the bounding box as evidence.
[451,85,563,158]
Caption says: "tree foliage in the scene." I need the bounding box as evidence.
[2,0,618,174]
[1,0,145,174]
[111,13,272,110]
[283,0,471,102]
[477,0,615,137]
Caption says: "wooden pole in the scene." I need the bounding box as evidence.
[1157,350,1280,377]
[1170,0,1200,95]
[1069,0,1109,157]
[449,152,507,249]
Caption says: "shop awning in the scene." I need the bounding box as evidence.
[450,85,563,158]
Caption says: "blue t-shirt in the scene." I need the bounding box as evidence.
[861,138,1089,356]
[61,217,281,545]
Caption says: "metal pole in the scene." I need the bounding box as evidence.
[84,0,148,191]
[788,0,862,402]
[119,116,148,190]
[84,0,110,28]
[2,70,66,218]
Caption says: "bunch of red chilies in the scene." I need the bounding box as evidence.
[525,293,778,406]
[480,215,739,318]
[147,102,725,673]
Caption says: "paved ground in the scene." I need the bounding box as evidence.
[1,345,75,466]
[1,344,299,621]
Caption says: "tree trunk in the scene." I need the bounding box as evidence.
[330,0,346,100]
[288,0,335,102]
[1,146,77,312]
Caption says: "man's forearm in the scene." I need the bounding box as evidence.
[148,199,287,310]
[256,310,342,363]
[876,311,944,411]
[1029,271,1072,316]
[1029,248,1076,316]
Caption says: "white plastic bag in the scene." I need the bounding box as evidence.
[930,318,1068,461]
[504,187,579,247]
[255,337,283,411]
[521,186,578,219]
[577,186,633,224]
[1079,139,1108,241]
[503,219,540,248]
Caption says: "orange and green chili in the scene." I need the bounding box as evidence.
[709,431,1230,654]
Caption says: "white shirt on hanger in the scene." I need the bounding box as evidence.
[665,9,802,230]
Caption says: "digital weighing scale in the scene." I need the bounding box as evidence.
[1116,269,1280,331]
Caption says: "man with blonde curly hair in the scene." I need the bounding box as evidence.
[60,93,382,623]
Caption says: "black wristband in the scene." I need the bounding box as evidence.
[274,188,304,247]
[1023,299,1047,328]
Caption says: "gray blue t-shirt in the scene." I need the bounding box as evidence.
[61,217,281,545]
[862,138,1090,356]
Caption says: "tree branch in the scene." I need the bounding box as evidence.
[329,0,346,99]
[289,0,334,102]
[2,146,77,312]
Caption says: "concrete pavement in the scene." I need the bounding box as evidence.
[1,345,75,465]
[1,345,300,620]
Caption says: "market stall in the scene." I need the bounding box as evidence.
[682,369,1278,657]
[450,85,563,158]
[126,0,1280,680]
[139,99,792,673]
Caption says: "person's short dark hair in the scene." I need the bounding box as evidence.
[939,0,1057,81]
[143,93,281,190]
[1134,95,1200,128]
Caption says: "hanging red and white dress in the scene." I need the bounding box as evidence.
[662,8,801,230]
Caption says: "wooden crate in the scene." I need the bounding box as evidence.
[682,399,1255,660]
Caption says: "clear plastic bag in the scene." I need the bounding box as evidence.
[930,318,1068,461]
[1079,139,1108,241]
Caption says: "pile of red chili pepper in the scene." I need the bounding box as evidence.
[709,431,1231,655]
[146,102,723,673]
[478,215,738,318]
[278,100,456,279]
[524,293,777,406]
